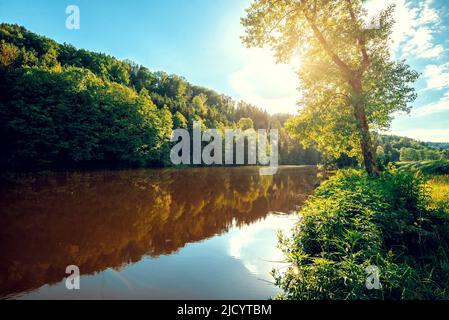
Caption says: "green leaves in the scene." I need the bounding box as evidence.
[0,22,324,169]
[0,65,173,168]
[274,168,449,300]
[243,1,418,172]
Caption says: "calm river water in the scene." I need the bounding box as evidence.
[0,166,318,300]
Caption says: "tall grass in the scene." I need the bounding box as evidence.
[274,168,449,300]
[429,175,449,213]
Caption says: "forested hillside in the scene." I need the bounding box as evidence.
[376,135,448,163]
[0,24,446,170]
[427,142,449,150]
[0,23,321,169]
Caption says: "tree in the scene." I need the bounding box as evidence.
[192,94,208,117]
[173,111,188,129]
[242,0,419,176]
[0,41,20,69]
[237,118,254,130]
[424,149,443,161]
[444,150,449,160]
[376,145,386,165]
[400,148,419,162]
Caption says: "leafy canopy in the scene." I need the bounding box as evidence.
[242,0,419,161]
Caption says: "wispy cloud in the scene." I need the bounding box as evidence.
[366,0,444,59]
[366,0,449,120]
[424,63,449,90]
[412,96,449,116]
[389,128,449,142]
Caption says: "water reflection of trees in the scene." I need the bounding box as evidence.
[0,166,318,298]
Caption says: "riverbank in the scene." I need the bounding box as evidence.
[274,166,449,300]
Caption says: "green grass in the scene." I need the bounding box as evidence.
[395,160,449,213]
[429,175,449,213]
[396,160,449,175]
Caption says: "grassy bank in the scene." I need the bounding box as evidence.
[398,160,449,212]
[274,167,449,300]
[429,175,449,213]
[396,160,449,175]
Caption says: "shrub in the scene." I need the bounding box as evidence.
[274,168,449,300]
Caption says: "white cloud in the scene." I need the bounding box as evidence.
[229,48,299,114]
[389,129,449,142]
[417,0,440,24]
[365,0,444,59]
[228,214,296,276]
[366,0,417,50]
[402,27,444,58]
[424,64,449,90]
[418,44,445,59]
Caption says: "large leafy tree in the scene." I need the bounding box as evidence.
[242,0,419,176]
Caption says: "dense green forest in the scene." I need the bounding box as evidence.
[0,23,322,169]
[0,24,446,170]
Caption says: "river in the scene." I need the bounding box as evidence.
[0,166,318,300]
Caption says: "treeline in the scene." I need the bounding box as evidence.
[0,23,319,169]
[320,134,449,169]
[376,135,448,163]
[427,142,449,151]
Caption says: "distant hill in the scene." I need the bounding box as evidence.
[426,142,449,150]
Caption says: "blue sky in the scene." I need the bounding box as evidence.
[0,0,448,142]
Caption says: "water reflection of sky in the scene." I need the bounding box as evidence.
[19,213,296,300]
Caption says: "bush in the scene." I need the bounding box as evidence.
[274,167,449,300]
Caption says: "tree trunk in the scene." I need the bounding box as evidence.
[350,80,380,177]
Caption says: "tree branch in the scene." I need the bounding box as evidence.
[265,8,298,40]
[345,0,371,74]
[300,6,353,79]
